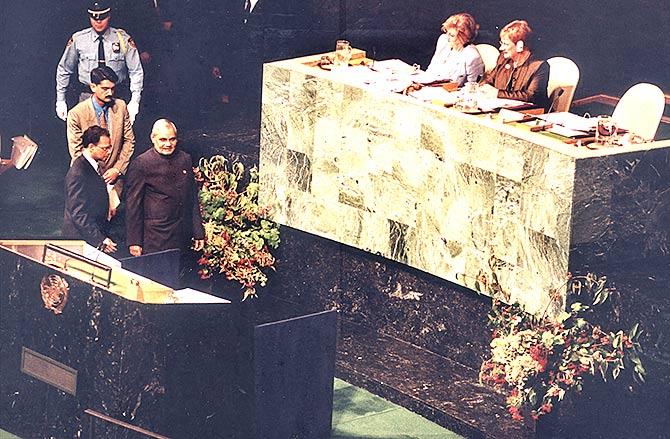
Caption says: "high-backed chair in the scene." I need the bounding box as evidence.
[612,83,665,141]
[546,57,580,112]
[476,44,500,75]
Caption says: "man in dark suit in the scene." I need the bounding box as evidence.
[125,118,204,256]
[62,126,118,253]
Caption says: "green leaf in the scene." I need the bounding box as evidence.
[599,362,608,381]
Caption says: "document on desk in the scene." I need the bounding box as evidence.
[478,98,531,112]
[172,288,232,304]
[407,87,458,105]
[342,64,415,93]
[537,112,597,132]
[370,59,420,75]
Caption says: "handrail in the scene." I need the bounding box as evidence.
[84,409,172,439]
[572,93,670,124]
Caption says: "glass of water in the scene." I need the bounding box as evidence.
[333,40,352,68]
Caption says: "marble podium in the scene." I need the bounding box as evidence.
[259,53,670,317]
[0,239,337,439]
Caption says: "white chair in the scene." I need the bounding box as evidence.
[546,57,580,112]
[476,44,499,75]
[612,83,665,141]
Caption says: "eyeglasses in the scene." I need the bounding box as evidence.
[89,12,110,21]
[499,40,513,48]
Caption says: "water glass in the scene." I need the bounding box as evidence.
[333,40,352,68]
[458,81,479,111]
[595,116,618,146]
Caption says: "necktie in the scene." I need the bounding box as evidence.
[97,35,105,67]
[98,110,108,129]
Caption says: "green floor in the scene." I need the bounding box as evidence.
[331,379,462,439]
[0,378,461,439]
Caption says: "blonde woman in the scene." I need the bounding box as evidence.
[423,13,484,85]
[479,20,550,109]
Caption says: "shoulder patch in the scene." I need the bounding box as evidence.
[65,37,74,48]
[128,38,136,49]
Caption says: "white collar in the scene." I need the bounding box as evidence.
[82,149,100,173]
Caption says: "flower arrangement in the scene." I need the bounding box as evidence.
[479,273,645,421]
[194,155,280,300]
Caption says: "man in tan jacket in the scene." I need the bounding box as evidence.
[67,66,135,217]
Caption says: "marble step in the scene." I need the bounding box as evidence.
[336,320,534,439]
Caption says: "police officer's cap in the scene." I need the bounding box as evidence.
[88,0,111,20]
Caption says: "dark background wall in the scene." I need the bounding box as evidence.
[1,0,669,153]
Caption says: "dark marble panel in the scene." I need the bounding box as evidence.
[1,246,336,439]
[570,148,670,267]
[270,226,493,369]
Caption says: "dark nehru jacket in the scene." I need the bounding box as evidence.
[125,147,204,254]
[62,155,110,247]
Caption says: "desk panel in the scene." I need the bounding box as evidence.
[259,55,670,317]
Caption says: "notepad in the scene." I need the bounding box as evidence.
[537,112,597,132]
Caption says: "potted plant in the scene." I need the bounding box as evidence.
[194,155,280,300]
[479,273,645,422]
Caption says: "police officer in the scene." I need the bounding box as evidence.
[55,0,143,124]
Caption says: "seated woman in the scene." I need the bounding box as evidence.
[422,12,484,86]
[479,20,550,110]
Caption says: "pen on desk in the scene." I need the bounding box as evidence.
[502,113,537,124]
[530,123,553,132]
[565,136,596,146]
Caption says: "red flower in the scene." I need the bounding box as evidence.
[530,345,548,372]
[508,406,523,421]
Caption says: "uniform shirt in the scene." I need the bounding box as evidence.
[424,35,484,86]
[56,26,144,103]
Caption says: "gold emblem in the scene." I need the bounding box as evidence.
[128,38,136,49]
[40,274,70,315]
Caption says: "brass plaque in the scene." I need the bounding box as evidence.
[21,347,77,395]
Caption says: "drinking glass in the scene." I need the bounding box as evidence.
[458,81,479,111]
[595,116,618,146]
[333,40,352,68]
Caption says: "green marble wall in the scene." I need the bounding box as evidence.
[258,57,670,317]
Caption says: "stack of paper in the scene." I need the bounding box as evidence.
[537,112,597,132]
[370,59,420,75]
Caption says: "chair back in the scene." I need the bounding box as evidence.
[612,83,665,140]
[547,57,580,112]
[476,44,499,75]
